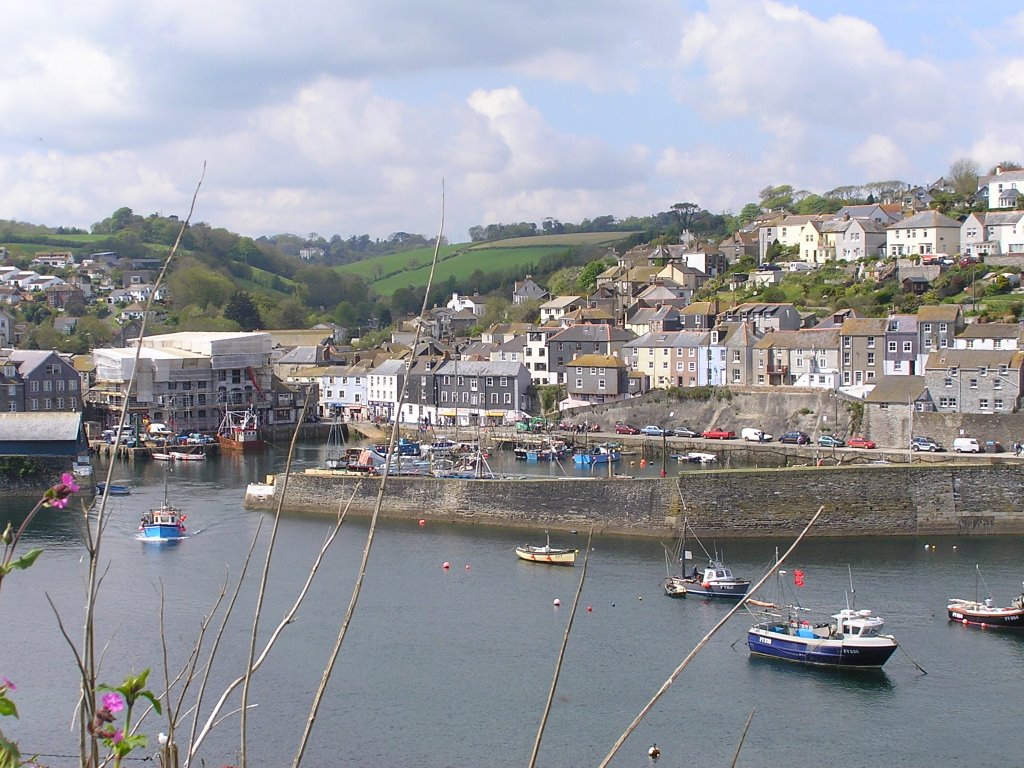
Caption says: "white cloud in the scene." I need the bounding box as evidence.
[849,135,909,181]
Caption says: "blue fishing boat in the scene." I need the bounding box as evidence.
[747,606,898,668]
[96,481,131,496]
[572,444,620,466]
[138,474,188,541]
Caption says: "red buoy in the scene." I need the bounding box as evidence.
[419,519,426,526]
[442,561,450,569]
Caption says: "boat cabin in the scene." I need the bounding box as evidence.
[832,608,885,638]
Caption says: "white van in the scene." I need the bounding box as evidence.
[741,427,772,443]
[953,437,980,453]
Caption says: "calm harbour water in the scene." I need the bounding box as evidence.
[1,441,1022,767]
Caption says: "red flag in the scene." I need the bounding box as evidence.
[794,569,805,587]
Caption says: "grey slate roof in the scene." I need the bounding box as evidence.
[0,412,83,441]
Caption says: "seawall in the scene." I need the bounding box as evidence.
[244,463,1024,538]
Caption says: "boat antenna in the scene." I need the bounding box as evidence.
[846,564,855,610]
[976,563,993,601]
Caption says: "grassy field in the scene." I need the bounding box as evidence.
[336,232,637,294]
[368,245,571,295]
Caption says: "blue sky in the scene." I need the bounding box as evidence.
[3,0,1024,243]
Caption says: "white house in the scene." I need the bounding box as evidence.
[886,210,961,258]
[832,217,887,262]
[366,358,405,423]
[446,292,486,317]
[961,211,1024,257]
[978,166,1024,209]
[539,296,582,325]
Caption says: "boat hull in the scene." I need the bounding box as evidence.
[96,482,131,496]
[947,601,1024,629]
[674,578,750,600]
[217,434,266,452]
[140,524,187,540]
[515,546,577,566]
[747,625,897,668]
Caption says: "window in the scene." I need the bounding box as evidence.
[576,367,583,375]
[732,369,741,383]
[923,323,932,332]
[44,399,52,409]
[575,378,583,389]
[994,379,1003,390]
[30,399,39,411]
[598,379,606,390]
[980,366,988,376]
[30,381,39,392]
[939,339,948,349]
[867,337,875,349]
[980,398,990,410]
[843,337,851,348]
[888,341,897,353]
[944,377,953,388]
[867,370,875,380]
[732,351,740,362]
[504,393,512,404]
[757,374,765,384]
[440,391,448,402]
[7,402,16,412]
[867,353,875,366]
[903,341,912,353]
[966,340,975,349]
[843,352,851,365]
[758,359,765,368]
[995,398,1004,411]
[999,365,1009,375]
[688,362,696,372]
[940,323,948,332]
[500,377,508,387]
[923,338,933,350]
[57,398,64,408]
[486,377,494,387]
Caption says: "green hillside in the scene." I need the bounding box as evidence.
[336,231,636,293]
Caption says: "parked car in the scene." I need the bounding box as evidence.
[910,436,944,452]
[847,436,877,449]
[640,425,668,437]
[953,437,981,453]
[778,430,810,445]
[741,427,772,442]
[817,434,845,448]
[669,426,699,438]
[702,427,736,440]
[614,423,640,435]
[984,440,1005,453]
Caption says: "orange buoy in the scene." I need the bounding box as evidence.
[640,458,647,468]
[702,582,711,589]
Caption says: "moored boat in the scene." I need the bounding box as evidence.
[572,443,620,466]
[747,606,898,668]
[217,406,266,452]
[515,531,577,566]
[96,481,131,496]
[947,566,1024,629]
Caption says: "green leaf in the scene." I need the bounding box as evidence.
[0,733,22,768]
[136,690,162,715]
[9,549,42,571]
[0,698,16,718]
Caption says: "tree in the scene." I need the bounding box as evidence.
[758,185,795,212]
[988,161,1023,174]
[224,291,263,331]
[671,202,700,232]
[576,260,608,294]
[949,157,980,200]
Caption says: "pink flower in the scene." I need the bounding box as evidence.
[1,676,15,692]
[113,728,124,744]
[61,472,81,493]
[103,692,124,713]
[50,497,69,509]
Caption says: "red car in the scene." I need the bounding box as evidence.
[702,427,736,440]
[614,423,641,435]
[847,436,876,449]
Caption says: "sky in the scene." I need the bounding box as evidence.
[3,0,1024,244]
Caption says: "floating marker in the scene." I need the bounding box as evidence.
[638,595,643,601]
[442,561,450,569]
[419,519,426,526]
[587,605,592,612]
[464,564,471,571]
[553,598,561,606]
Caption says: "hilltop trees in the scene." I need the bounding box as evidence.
[224,291,263,331]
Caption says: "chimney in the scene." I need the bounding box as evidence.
[996,165,1003,176]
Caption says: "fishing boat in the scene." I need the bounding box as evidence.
[572,443,621,466]
[661,520,750,599]
[217,406,266,452]
[96,481,131,496]
[138,474,188,541]
[747,605,898,668]
[947,565,1024,629]
[515,531,577,566]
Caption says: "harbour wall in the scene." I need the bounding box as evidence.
[244,463,1024,537]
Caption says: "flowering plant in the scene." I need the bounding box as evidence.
[92,670,161,767]
[1,473,80,593]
